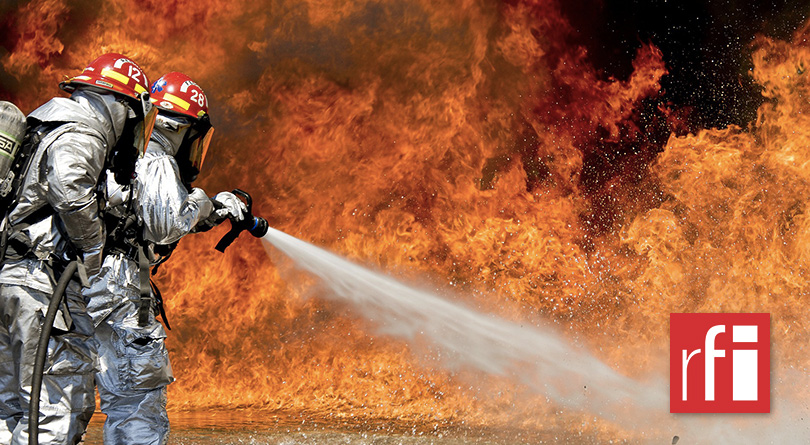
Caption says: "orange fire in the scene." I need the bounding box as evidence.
[1,0,808,439]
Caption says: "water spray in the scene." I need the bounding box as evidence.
[214,189,269,252]
[258,229,810,443]
[200,192,808,443]
[260,227,671,430]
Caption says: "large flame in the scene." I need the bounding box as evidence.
[1,0,808,439]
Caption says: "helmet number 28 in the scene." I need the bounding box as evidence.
[189,89,206,107]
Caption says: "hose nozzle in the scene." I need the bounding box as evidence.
[215,189,268,252]
[247,213,269,238]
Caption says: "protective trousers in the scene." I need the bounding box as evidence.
[0,273,96,445]
[85,255,173,445]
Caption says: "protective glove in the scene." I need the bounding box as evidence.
[211,191,248,222]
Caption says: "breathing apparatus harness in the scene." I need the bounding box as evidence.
[101,180,174,329]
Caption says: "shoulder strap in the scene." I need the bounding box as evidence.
[137,245,153,327]
[0,120,60,262]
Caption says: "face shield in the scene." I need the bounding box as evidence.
[185,113,214,172]
[133,92,158,156]
[108,93,157,185]
[160,112,214,185]
[189,125,214,171]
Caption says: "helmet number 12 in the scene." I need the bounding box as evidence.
[127,65,143,83]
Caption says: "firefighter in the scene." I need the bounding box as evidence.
[0,53,156,445]
[83,71,246,444]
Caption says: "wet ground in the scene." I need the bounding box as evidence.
[81,410,613,444]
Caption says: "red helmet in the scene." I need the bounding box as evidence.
[60,53,157,158]
[150,72,214,173]
[60,53,151,101]
[150,71,209,119]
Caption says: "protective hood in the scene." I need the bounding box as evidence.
[28,89,129,149]
[149,114,189,157]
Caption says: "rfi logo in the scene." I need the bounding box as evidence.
[670,313,770,413]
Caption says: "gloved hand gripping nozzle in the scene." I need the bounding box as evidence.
[214,189,268,252]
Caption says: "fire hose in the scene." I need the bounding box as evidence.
[29,260,77,445]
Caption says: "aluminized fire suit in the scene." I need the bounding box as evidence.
[0,90,129,445]
[83,116,243,445]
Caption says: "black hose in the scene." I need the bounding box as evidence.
[28,260,77,445]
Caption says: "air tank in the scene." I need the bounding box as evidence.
[0,101,27,198]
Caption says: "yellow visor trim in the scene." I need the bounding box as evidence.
[101,68,130,86]
[164,92,190,110]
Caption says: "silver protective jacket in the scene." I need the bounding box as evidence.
[136,131,215,245]
[84,133,213,445]
[0,91,127,293]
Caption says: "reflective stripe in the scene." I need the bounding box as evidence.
[134,84,147,94]
[101,68,130,86]
[0,128,19,159]
[0,128,21,145]
[163,93,190,111]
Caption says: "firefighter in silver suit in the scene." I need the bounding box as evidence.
[0,53,157,445]
[83,71,246,445]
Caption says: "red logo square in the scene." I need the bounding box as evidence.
[670,313,770,413]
